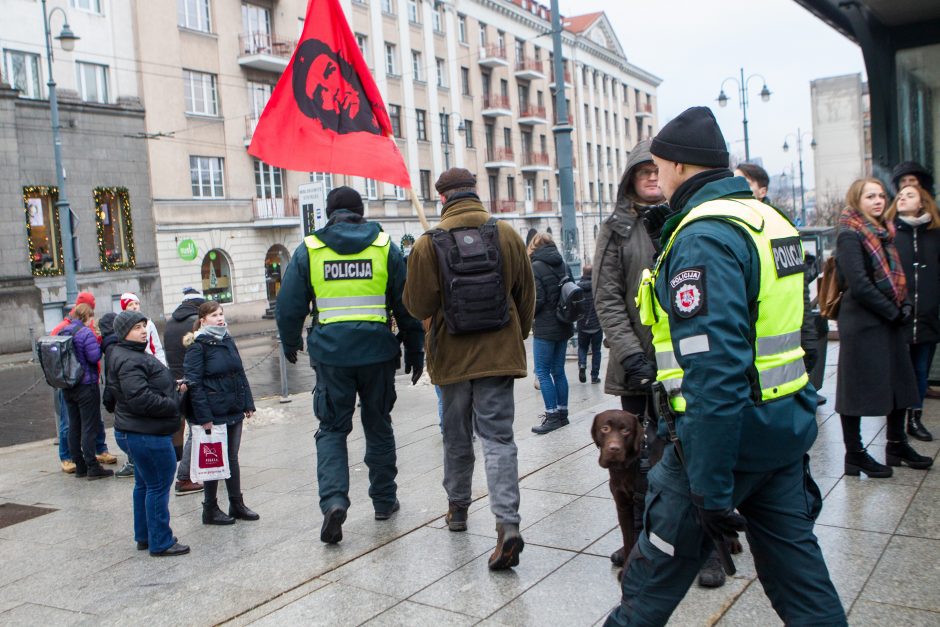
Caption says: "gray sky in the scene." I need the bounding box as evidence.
[558,0,867,188]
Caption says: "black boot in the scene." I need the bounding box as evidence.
[578,367,586,383]
[697,551,726,588]
[558,409,569,425]
[886,439,934,469]
[844,449,892,478]
[906,409,933,442]
[203,499,236,525]
[532,411,566,434]
[229,495,260,521]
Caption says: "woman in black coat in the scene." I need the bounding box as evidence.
[835,178,932,477]
[528,232,574,435]
[889,185,940,441]
[184,301,258,525]
[107,311,189,557]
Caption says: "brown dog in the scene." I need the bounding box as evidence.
[591,410,643,568]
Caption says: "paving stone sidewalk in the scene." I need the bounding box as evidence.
[1,347,939,626]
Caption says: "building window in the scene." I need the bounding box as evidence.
[464,120,474,147]
[503,127,511,149]
[479,23,487,47]
[408,0,420,24]
[76,62,109,104]
[254,160,283,201]
[419,170,431,200]
[542,179,549,201]
[584,104,590,128]
[355,33,368,60]
[241,3,271,43]
[411,50,423,81]
[440,113,451,144]
[381,0,394,13]
[310,172,334,194]
[515,39,524,63]
[178,0,211,32]
[460,67,470,95]
[190,156,225,198]
[364,178,378,199]
[436,58,447,88]
[416,109,427,140]
[71,0,102,12]
[202,249,233,304]
[24,186,63,276]
[385,43,398,75]
[432,6,443,33]
[389,104,403,137]
[3,50,42,99]
[94,187,136,270]
[458,14,467,43]
[394,185,406,200]
[506,176,516,200]
[183,70,218,116]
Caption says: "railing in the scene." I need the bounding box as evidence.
[485,147,515,162]
[483,94,511,110]
[636,102,653,114]
[522,151,550,166]
[535,200,553,213]
[549,69,572,84]
[253,196,299,220]
[494,200,520,213]
[554,113,573,125]
[245,115,259,139]
[519,104,547,119]
[515,58,543,74]
[480,44,507,60]
[239,32,295,58]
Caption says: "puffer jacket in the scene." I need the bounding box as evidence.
[56,319,102,386]
[531,243,574,341]
[165,298,203,378]
[183,331,255,426]
[108,339,179,435]
[576,276,600,333]
[593,142,664,396]
[894,217,940,345]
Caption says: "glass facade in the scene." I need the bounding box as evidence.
[896,43,939,193]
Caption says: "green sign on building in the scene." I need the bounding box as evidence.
[177,239,198,261]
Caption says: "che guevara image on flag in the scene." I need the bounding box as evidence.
[248,0,411,188]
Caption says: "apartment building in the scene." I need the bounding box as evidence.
[0,0,161,352]
[134,0,659,315]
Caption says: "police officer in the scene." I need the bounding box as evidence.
[605,107,846,626]
[276,186,424,544]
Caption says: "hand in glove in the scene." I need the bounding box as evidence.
[640,204,673,240]
[404,351,424,385]
[893,303,913,326]
[621,352,656,391]
[695,504,748,544]
[284,347,299,364]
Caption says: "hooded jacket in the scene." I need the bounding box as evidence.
[183,330,255,426]
[165,298,204,378]
[531,243,574,342]
[592,141,665,396]
[276,209,423,367]
[108,339,180,435]
[576,275,601,333]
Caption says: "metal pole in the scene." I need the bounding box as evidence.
[739,67,750,162]
[277,337,291,404]
[41,0,78,308]
[550,0,580,278]
[790,164,797,218]
[442,107,450,169]
[797,129,807,226]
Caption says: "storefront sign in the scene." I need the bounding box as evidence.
[177,239,198,261]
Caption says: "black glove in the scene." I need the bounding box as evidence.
[893,303,913,326]
[640,204,673,241]
[621,352,656,390]
[404,351,424,385]
[692,496,747,544]
[802,346,818,375]
[284,347,299,364]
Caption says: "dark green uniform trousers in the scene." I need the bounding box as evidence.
[313,359,398,514]
[605,445,846,627]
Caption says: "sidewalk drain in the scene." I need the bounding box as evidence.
[0,503,58,529]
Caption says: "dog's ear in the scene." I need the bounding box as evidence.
[590,414,603,447]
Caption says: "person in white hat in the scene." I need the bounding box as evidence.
[121,293,166,366]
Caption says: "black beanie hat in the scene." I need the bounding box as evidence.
[891,161,934,195]
[325,186,364,217]
[113,310,148,341]
[650,106,729,168]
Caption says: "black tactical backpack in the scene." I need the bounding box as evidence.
[37,324,85,389]
[427,217,510,334]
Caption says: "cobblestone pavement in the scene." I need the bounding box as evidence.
[1,347,939,625]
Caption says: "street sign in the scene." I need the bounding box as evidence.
[299,181,327,235]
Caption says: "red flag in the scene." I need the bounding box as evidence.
[248,0,410,188]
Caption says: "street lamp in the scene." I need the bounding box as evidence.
[716,68,771,162]
[440,108,465,170]
[41,0,81,308]
[783,128,815,227]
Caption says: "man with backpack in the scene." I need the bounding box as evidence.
[404,168,535,570]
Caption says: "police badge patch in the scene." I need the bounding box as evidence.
[669,267,706,318]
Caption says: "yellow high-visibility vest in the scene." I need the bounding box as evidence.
[305,231,390,324]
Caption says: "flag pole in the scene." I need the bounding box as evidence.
[409,187,430,231]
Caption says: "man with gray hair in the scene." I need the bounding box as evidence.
[404,168,535,570]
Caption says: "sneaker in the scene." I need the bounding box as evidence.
[61,460,76,474]
[87,466,114,480]
[578,367,586,383]
[175,480,204,496]
[115,462,135,478]
[96,452,118,465]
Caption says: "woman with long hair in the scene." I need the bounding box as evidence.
[184,301,258,525]
[835,178,933,477]
[886,185,940,441]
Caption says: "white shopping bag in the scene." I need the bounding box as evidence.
[190,424,231,482]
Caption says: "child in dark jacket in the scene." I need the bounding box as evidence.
[576,265,603,384]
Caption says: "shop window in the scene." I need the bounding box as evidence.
[23,186,63,276]
[201,249,233,303]
[94,187,136,270]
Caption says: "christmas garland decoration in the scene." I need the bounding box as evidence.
[93,186,136,271]
[23,185,64,277]
[400,233,415,249]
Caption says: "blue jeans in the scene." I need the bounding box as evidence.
[910,342,937,408]
[577,330,603,378]
[533,338,569,411]
[57,389,108,461]
[125,432,177,553]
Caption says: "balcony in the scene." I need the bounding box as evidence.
[548,69,572,90]
[535,200,554,213]
[253,196,299,226]
[484,200,521,214]
[481,94,512,117]
[635,102,653,118]
[514,58,545,81]
[553,113,573,126]
[520,151,552,172]
[244,115,259,146]
[478,44,509,68]
[518,104,548,126]
[484,147,517,169]
[238,32,295,73]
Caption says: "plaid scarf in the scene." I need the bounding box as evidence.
[839,207,907,305]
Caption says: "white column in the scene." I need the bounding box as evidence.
[423,0,443,178]
[398,9,421,200]
[444,5,464,168]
